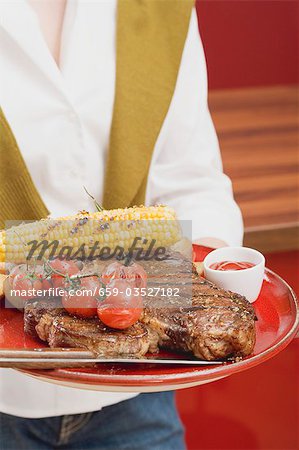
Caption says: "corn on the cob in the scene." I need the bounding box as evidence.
[0,205,182,263]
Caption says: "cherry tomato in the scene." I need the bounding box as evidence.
[48,259,80,288]
[49,259,79,275]
[32,265,53,293]
[97,279,143,329]
[101,260,147,288]
[9,264,52,300]
[12,273,43,300]
[41,277,53,292]
[8,264,27,283]
[62,276,100,318]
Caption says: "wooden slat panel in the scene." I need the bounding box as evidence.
[209,85,299,251]
[244,225,299,254]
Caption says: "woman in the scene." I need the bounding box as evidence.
[0,0,243,448]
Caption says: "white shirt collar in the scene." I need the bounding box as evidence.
[0,0,78,96]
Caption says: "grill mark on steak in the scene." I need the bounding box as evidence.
[141,268,256,360]
[23,251,256,361]
[47,315,158,358]
[24,300,159,358]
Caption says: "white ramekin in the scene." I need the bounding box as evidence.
[203,247,265,303]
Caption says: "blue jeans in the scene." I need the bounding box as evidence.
[0,392,185,450]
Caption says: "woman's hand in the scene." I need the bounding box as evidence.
[193,237,228,249]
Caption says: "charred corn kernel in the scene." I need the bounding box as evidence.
[0,205,181,263]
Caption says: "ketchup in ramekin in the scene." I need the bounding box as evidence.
[203,247,265,302]
[209,261,255,271]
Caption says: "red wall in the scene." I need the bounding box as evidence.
[196,0,299,89]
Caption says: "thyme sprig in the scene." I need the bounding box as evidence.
[83,186,104,212]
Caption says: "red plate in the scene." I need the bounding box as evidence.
[0,267,297,392]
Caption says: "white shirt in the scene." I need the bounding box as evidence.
[0,0,243,418]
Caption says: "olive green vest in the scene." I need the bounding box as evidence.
[0,0,194,227]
